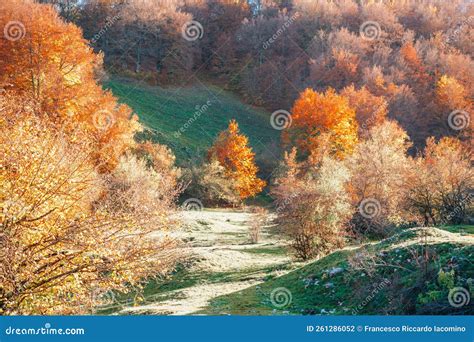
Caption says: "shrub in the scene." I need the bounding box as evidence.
[248,207,268,244]
[404,137,473,225]
[272,150,352,260]
[347,121,412,236]
[99,152,181,227]
[182,159,241,207]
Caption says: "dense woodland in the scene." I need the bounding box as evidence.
[43,0,473,147]
[0,0,473,315]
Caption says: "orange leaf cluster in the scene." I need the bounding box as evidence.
[208,120,266,199]
[0,0,140,172]
[283,88,358,161]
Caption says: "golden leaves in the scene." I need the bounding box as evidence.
[284,88,358,161]
[208,120,265,199]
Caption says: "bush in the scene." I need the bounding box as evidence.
[272,150,352,260]
[182,159,241,207]
[99,152,181,227]
[347,121,412,236]
[404,137,473,225]
[248,207,268,244]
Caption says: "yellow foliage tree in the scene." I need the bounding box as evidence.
[436,75,470,111]
[435,75,472,143]
[208,120,266,199]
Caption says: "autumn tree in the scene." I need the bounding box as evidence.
[347,121,412,236]
[399,41,431,94]
[284,88,358,161]
[272,148,352,260]
[0,0,139,171]
[434,75,472,141]
[341,85,388,136]
[183,159,241,207]
[208,120,266,199]
[405,137,473,225]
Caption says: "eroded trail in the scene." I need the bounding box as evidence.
[118,209,296,315]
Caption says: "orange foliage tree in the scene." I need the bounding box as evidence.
[0,0,139,172]
[208,120,266,199]
[400,42,431,90]
[436,75,471,111]
[283,88,358,161]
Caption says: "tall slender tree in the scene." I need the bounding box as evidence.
[208,120,266,199]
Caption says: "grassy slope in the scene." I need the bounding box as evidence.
[98,261,296,315]
[104,78,280,175]
[199,227,474,315]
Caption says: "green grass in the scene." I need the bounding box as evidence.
[98,227,473,316]
[437,225,474,234]
[198,228,474,315]
[104,78,280,176]
[242,246,289,256]
[97,262,295,315]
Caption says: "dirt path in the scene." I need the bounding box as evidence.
[119,209,296,315]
